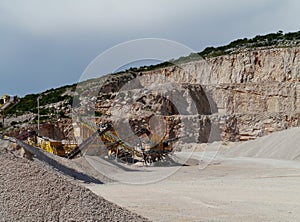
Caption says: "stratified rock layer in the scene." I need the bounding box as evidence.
[82,46,300,142]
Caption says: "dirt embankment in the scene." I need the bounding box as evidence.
[0,140,149,222]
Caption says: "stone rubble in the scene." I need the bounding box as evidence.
[0,140,149,222]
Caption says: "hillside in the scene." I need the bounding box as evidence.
[3,30,300,144]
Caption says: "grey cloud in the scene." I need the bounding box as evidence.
[0,0,299,96]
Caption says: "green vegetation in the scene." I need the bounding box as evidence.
[95,111,102,117]
[120,30,300,73]
[184,30,299,62]
[7,83,76,115]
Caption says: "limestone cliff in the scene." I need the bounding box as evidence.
[84,46,300,143]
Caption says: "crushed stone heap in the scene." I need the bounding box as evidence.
[0,141,149,222]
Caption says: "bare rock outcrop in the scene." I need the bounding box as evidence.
[81,46,300,142]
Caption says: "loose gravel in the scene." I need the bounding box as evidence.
[0,140,150,222]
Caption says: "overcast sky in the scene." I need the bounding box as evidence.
[1,0,299,96]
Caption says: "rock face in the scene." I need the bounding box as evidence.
[147,46,300,85]
[79,46,300,143]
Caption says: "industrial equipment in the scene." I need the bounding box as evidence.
[30,136,79,157]
[23,120,178,165]
[69,122,179,165]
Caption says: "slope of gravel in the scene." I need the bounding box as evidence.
[16,139,112,184]
[0,140,150,222]
[225,127,300,161]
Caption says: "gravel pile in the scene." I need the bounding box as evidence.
[225,127,300,161]
[0,140,149,221]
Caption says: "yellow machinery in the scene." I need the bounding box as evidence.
[26,120,178,165]
[39,139,65,156]
[98,123,178,164]
[31,136,78,157]
[102,130,143,159]
[66,121,178,164]
[63,142,78,155]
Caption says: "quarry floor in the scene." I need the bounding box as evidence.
[83,127,300,221]
[85,154,300,222]
[1,127,300,221]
